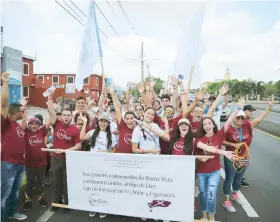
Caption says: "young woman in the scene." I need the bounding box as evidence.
[80,112,117,219]
[131,107,170,155]
[193,112,236,221]
[135,104,144,120]
[222,109,253,213]
[23,117,50,210]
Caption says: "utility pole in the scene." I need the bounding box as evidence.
[141,41,144,82]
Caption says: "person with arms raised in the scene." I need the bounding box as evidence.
[1,72,28,221]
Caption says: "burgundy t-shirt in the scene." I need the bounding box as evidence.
[52,119,81,159]
[224,121,253,156]
[194,128,225,173]
[116,120,133,153]
[25,126,48,167]
[1,115,25,164]
[172,137,185,155]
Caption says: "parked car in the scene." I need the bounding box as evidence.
[220,105,231,121]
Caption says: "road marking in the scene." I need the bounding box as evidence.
[255,128,280,140]
[36,209,55,222]
[220,169,259,218]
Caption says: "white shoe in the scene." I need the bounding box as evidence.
[231,193,242,205]
[9,212,27,220]
[223,200,236,213]
[141,218,147,221]
[99,213,107,218]
[89,212,96,217]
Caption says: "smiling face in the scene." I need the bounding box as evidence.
[244,110,253,118]
[135,105,144,118]
[161,98,170,108]
[61,110,72,125]
[99,119,109,131]
[153,101,161,111]
[124,113,135,129]
[234,115,245,127]
[179,123,189,137]
[76,99,86,111]
[193,106,204,122]
[202,118,215,135]
[29,122,40,133]
[143,108,155,123]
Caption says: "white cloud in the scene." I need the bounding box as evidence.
[2,1,280,90]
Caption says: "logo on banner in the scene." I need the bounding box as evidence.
[57,129,71,140]
[16,127,25,137]
[124,134,132,145]
[29,135,43,146]
[148,200,171,212]
[89,194,108,206]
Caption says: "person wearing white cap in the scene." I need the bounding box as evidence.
[222,100,253,213]
[193,108,238,222]
[80,112,117,219]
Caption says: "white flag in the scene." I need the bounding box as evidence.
[75,1,103,91]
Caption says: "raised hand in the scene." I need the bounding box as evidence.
[149,79,156,89]
[1,72,10,83]
[108,84,115,95]
[20,97,28,107]
[169,75,179,87]
[79,113,88,124]
[219,84,230,96]
[137,83,145,94]
[238,97,246,109]
[195,88,206,102]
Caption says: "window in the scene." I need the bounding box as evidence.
[23,86,29,97]
[52,75,59,84]
[84,77,89,84]
[67,76,74,83]
[37,75,44,83]
[23,63,29,76]
[96,76,99,86]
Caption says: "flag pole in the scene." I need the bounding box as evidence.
[187,65,195,93]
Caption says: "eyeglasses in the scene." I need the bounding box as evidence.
[236,116,245,120]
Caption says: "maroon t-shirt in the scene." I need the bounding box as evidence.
[52,119,81,159]
[25,126,48,167]
[194,128,225,173]
[116,120,133,153]
[1,115,25,164]
[172,137,185,155]
[224,121,253,156]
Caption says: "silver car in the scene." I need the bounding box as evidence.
[220,105,231,121]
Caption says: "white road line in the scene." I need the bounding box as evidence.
[35,209,55,222]
[220,169,259,218]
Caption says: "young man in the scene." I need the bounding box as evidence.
[1,72,28,221]
[48,92,81,206]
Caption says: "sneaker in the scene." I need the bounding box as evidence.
[23,201,32,211]
[200,218,208,220]
[99,213,107,218]
[37,198,49,207]
[231,192,242,204]
[9,212,27,220]
[223,200,236,213]
[141,218,147,221]
[89,212,96,217]
[240,178,249,187]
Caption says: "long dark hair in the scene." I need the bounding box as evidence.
[90,120,112,151]
[169,123,194,155]
[197,117,218,138]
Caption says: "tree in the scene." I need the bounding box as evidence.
[145,76,164,95]
[264,83,277,97]
[275,80,280,95]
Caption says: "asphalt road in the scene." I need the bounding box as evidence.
[248,103,280,113]
[7,128,279,222]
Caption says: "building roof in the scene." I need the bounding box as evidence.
[34,72,101,76]
[23,54,37,61]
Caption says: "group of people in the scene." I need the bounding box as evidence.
[1,71,273,222]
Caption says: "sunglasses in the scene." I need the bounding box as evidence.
[236,116,245,120]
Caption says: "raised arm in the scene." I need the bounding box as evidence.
[208,84,229,118]
[109,84,122,124]
[1,72,9,119]
[182,88,204,118]
[169,76,179,110]
[142,122,170,141]
[20,98,28,129]
[47,92,57,125]
[250,101,273,129]
[98,85,106,114]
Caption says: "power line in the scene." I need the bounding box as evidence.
[63,0,85,21]
[117,0,138,35]
[55,0,84,26]
[106,0,116,15]
[69,0,86,17]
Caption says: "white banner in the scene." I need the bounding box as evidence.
[66,151,195,221]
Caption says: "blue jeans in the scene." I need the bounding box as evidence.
[1,161,25,222]
[197,170,220,214]
[223,157,247,196]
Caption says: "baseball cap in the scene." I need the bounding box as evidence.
[27,116,41,125]
[236,110,246,118]
[98,113,110,122]
[34,114,43,124]
[243,105,256,111]
[178,118,190,126]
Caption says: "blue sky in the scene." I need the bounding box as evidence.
[1,0,280,88]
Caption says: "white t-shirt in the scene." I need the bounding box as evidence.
[212,104,224,130]
[88,130,118,152]
[131,123,163,152]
